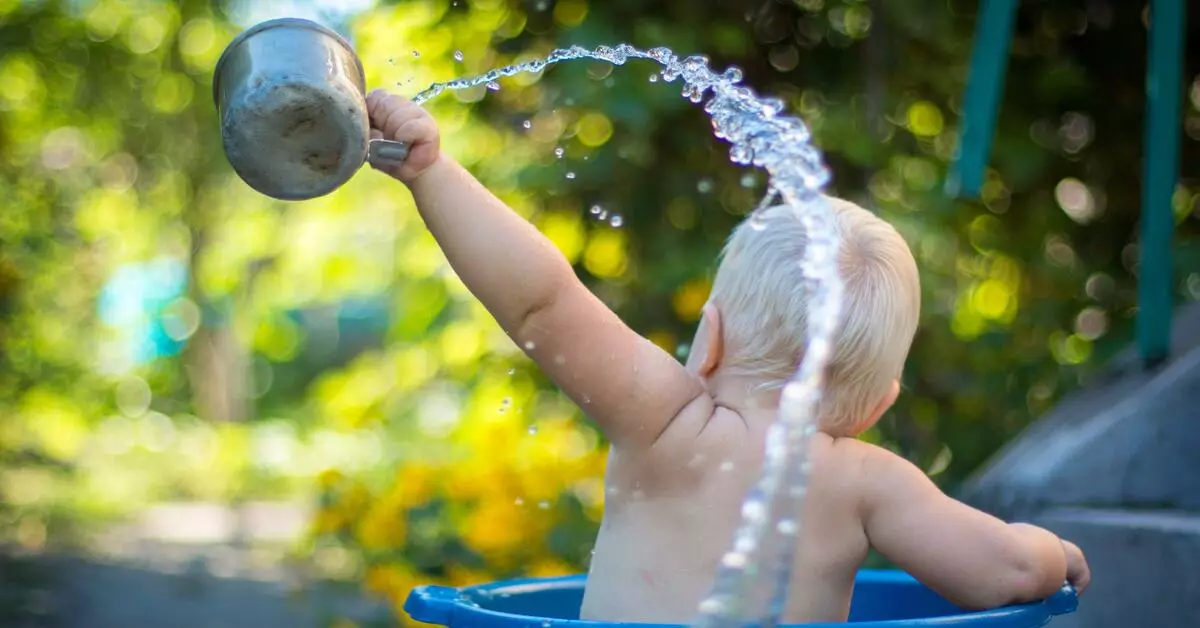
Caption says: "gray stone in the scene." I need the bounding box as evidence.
[1028,508,1200,628]
[960,301,1200,519]
[958,300,1200,628]
[46,555,390,628]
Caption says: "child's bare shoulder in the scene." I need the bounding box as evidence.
[818,437,944,516]
[817,437,911,495]
[822,435,889,467]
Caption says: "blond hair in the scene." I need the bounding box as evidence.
[708,196,920,430]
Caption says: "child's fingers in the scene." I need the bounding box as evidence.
[378,105,428,142]
[366,90,419,133]
[391,117,438,147]
[365,89,402,117]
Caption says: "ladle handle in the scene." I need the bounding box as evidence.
[368,139,410,170]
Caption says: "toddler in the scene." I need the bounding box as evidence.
[365,91,1090,623]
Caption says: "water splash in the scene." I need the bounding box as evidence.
[413,44,842,628]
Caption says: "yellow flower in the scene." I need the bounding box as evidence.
[311,507,344,535]
[462,497,535,557]
[384,462,439,508]
[338,481,371,518]
[445,457,512,503]
[364,563,419,602]
[527,557,578,578]
[316,468,344,490]
[356,504,407,551]
[445,564,493,587]
[672,278,712,322]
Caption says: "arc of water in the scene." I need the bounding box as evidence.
[414,44,843,628]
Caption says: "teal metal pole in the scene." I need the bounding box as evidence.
[946,0,1019,198]
[1137,0,1185,367]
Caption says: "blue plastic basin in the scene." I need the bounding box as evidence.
[404,570,1078,627]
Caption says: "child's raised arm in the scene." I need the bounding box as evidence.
[855,441,1087,609]
[367,91,707,450]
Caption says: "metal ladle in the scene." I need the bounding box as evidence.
[213,18,410,201]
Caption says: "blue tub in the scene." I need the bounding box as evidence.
[404,570,1078,627]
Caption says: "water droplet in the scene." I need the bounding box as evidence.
[729,145,753,165]
[499,397,511,413]
[454,50,464,61]
[515,497,525,506]
[589,204,603,215]
[538,500,551,510]
[698,598,723,614]
[740,173,757,188]
[554,146,565,158]
[411,50,421,58]
[776,519,798,535]
[522,120,532,129]
[487,81,501,91]
[720,461,734,472]
[507,368,516,375]
[542,622,552,628]
[565,172,576,180]
[609,214,624,228]
[554,354,566,365]
[528,425,539,435]
[648,74,660,83]
[721,551,747,568]
[387,57,395,65]
[697,178,714,193]
[741,501,766,521]
[523,340,536,350]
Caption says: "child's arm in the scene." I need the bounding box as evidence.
[855,442,1088,609]
[367,91,707,450]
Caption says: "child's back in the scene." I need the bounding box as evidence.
[583,420,864,623]
[583,418,1080,623]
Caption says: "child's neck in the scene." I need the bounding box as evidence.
[705,370,866,438]
[703,371,782,414]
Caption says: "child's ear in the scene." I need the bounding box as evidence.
[698,302,724,376]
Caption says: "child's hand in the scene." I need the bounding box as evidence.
[366,89,441,184]
[1062,540,1090,594]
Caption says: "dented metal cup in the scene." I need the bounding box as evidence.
[212,18,409,201]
